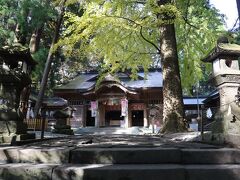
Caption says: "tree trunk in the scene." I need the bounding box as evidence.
[14,23,27,45]
[33,0,66,117]
[29,26,43,53]
[158,0,187,133]
[236,0,240,28]
[20,85,31,118]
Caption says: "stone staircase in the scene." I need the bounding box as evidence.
[0,145,240,180]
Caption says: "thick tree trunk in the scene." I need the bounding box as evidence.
[158,0,187,133]
[33,0,66,117]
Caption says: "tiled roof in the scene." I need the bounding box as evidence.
[124,72,162,88]
[55,70,162,91]
[29,93,68,107]
[202,90,219,104]
[56,74,97,91]
[183,97,206,105]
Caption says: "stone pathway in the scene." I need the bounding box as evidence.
[25,127,216,149]
[24,133,219,149]
[28,130,70,139]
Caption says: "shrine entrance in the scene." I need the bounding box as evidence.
[132,110,144,126]
[105,110,123,127]
[83,74,139,128]
[103,100,124,127]
[86,110,95,126]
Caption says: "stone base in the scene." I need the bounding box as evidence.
[52,128,74,135]
[202,133,225,144]
[0,133,35,144]
[0,121,27,134]
[53,124,74,135]
[202,132,240,147]
[225,134,240,147]
[54,125,71,129]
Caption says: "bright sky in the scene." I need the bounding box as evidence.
[210,0,238,30]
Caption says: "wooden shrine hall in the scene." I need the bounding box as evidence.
[54,68,163,129]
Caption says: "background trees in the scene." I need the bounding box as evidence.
[0,0,65,94]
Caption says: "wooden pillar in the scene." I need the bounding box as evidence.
[82,105,87,127]
[99,104,105,127]
[124,109,129,128]
[95,101,100,127]
[128,108,132,127]
[144,107,148,127]
[95,113,99,128]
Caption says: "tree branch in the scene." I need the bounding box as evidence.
[230,17,239,32]
[104,14,160,53]
[139,26,161,53]
[129,0,146,4]
[182,17,199,29]
[104,14,141,26]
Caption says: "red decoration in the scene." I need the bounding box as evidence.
[130,103,145,110]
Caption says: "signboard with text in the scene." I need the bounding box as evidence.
[121,99,128,116]
[91,101,98,117]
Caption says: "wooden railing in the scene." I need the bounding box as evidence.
[24,118,48,130]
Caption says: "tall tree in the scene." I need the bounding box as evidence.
[158,0,186,132]
[33,0,67,117]
[56,0,224,132]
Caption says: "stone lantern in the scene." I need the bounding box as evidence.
[0,44,37,143]
[202,37,240,142]
[52,108,74,135]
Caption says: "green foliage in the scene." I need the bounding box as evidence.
[58,0,164,78]
[0,0,81,93]
[0,0,58,46]
[0,0,18,45]
[58,0,225,89]
[32,48,49,85]
[0,0,227,93]
[32,47,63,96]
[176,0,225,92]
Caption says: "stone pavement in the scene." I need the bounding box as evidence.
[25,133,215,149]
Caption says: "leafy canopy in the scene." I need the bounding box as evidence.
[58,0,225,88]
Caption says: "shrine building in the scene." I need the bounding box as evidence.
[54,68,205,129]
[54,68,163,128]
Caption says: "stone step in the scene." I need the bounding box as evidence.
[182,148,240,164]
[0,146,73,164]
[71,147,240,164]
[1,146,240,165]
[53,164,240,180]
[1,163,240,180]
[0,163,56,180]
[70,147,181,164]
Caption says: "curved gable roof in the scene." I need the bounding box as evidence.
[55,69,162,92]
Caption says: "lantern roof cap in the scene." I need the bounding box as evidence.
[202,37,240,63]
[0,43,37,67]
